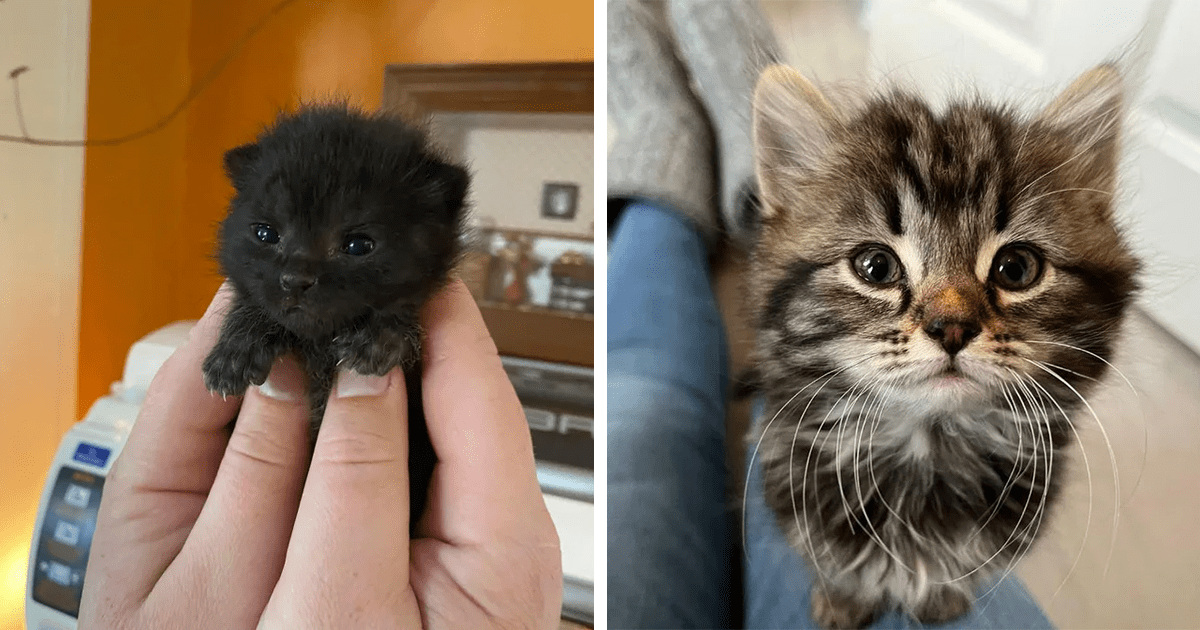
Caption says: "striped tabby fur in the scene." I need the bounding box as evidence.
[746,64,1139,628]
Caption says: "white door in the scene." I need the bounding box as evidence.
[864,0,1200,355]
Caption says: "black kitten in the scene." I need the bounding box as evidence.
[201,104,469,527]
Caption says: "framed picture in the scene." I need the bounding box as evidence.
[541,182,580,220]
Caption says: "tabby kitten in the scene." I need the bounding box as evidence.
[747,64,1139,628]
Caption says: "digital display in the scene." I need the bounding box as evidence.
[31,466,105,618]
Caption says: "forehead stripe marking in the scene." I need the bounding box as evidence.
[884,187,903,235]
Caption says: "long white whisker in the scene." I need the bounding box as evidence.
[833,380,869,535]
[787,358,873,591]
[1013,114,1118,201]
[802,368,915,576]
[943,376,1039,585]
[744,364,849,556]
[1025,358,1120,577]
[1026,339,1148,505]
[1020,372,1096,602]
[1024,340,1136,394]
[865,382,920,540]
[976,369,1054,610]
[1020,186,1112,206]
[849,383,909,565]
[967,380,1026,542]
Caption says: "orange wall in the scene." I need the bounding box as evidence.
[78,0,192,418]
[79,0,593,416]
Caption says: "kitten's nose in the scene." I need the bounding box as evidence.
[280,272,317,293]
[924,319,980,356]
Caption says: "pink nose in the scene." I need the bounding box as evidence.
[923,319,980,356]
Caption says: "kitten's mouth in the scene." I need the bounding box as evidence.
[918,360,978,387]
[276,302,323,334]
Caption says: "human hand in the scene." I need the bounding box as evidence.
[78,281,562,629]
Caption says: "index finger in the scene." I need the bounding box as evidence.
[418,280,547,542]
[87,285,241,604]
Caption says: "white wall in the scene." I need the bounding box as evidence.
[432,112,594,238]
[0,0,89,626]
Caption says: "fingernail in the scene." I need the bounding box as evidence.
[335,368,392,398]
[257,357,304,402]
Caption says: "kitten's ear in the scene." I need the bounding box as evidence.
[223,143,261,187]
[752,65,842,221]
[1037,64,1123,190]
[424,159,470,215]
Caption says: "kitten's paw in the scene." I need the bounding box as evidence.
[334,325,419,376]
[811,587,878,630]
[912,586,972,625]
[201,343,275,397]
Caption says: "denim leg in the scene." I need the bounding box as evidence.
[608,202,733,629]
[743,401,1055,629]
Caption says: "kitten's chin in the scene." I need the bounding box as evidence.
[276,306,337,338]
[888,377,989,416]
[924,372,984,399]
[890,359,996,410]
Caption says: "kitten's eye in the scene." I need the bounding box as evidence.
[342,234,375,256]
[254,223,279,244]
[852,246,903,286]
[991,245,1042,290]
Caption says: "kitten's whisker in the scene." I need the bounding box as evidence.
[1020,372,1097,602]
[1027,338,1150,504]
[1024,340,1137,395]
[804,370,914,575]
[848,383,899,559]
[1025,358,1120,578]
[861,380,918,556]
[1030,359,1101,383]
[832,380,867,535]
[803,379,863,584]
[848,385,872,531]
[744,362,855,557]
[824,375,914,573]
[965,381,1026,544]
[975,371,1055,605]
[943,378,1038,584]
[1021,186,1112,207]
[782,357,874,589]
[1014,110,1119,202]
[864,382,923,543]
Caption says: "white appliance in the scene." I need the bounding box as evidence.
[25,322,194,630]
[26,323,593,628]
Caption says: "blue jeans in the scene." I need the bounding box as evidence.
[607,201,1054,629]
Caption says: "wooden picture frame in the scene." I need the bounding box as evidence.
[382,61,593,117]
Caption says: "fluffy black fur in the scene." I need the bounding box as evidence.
[201,104,469,529]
